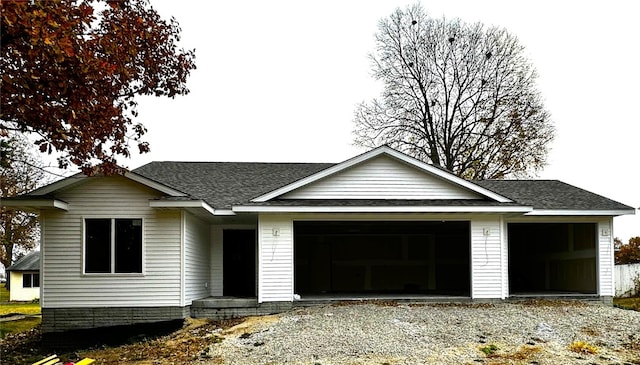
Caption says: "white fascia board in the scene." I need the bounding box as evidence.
[124,172,187,197]
[525,209,636,216]
[149,200,236,216]
[212,209,236,216]
[28,173,86,196]
[0,198,69,211]
[251,146,512,203]
[233,205,533,214]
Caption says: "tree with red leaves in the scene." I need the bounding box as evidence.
[1,0,196,174]
[615,237,640,265]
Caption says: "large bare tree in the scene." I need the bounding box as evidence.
[354,4,554,179]
[1,133,46,270]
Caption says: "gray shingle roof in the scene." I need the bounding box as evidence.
[474,180,633,211]
[133,162,335,209]
[132,161,633,212]
[7,251,40,272]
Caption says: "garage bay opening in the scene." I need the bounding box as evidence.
[508,223,597,295]
[294,221,470,298]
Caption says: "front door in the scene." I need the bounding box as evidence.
[223,229,256,297]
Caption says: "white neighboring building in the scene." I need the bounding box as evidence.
[6,251,40,301]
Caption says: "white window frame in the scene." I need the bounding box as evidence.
[22,272,40,288]
[82,217,145,276]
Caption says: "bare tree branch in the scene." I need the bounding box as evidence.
[354,4,554,179]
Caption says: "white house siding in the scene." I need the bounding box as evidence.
[40,177,182,308]
[209,227,223,296]
[258,215,294,303]
[598,218,614,297]
[470,217,504,299]
[9,271,40,301]
[184,212,210,304]
[281,155,481,200]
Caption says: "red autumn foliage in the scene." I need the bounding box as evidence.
[0,0,196,175]
[615,237,640,265]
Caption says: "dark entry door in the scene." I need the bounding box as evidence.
[223,230,256,297]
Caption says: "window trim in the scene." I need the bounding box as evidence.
[82,216,145,276]
[22,272,40,288]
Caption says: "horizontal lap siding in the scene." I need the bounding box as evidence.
[42,177,181,308]
[184,213,211,304]
[281,155,480,200]
[258,215,293,302]
[598,219,614,296]
[471,218,503,299]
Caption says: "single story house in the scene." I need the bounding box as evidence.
[6,251,40,301]
[2,146,635,332]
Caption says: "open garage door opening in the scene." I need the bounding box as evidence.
[294,221,470,297]
[508,223,597,295]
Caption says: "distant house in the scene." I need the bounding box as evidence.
[1,146,635,333]
[6,251,40,301]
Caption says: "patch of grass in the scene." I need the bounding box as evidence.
[0,285,9,301]
[0,285,41,316]
[0,302,41,316]
[569,340,598,355]
[0,284,42,338]
[614,297,640,311]
[0,316,41,339]
[480,344,499,356]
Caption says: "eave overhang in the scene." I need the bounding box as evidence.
[1,198,69,211]
[148,200,235,216]
[524,209,636,216]
[232,205,533,214]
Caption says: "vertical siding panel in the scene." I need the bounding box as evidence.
[281,156,481,200]
[598,218,614,296]
[41,177,182,308]
[184,213,210,304]
[210,226,223,296]
[258,215,293,303]
[471,217,503,299]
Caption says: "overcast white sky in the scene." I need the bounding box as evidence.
[96,1,639,239]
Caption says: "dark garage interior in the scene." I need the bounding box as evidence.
[294,221,470,297]
[508,223,597,295]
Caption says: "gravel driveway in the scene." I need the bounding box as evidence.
[201,301,640,365]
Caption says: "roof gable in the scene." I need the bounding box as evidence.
[280,154,483,200]
[7,251,40,271]
[27,171,187,198]
[253,146,512,203]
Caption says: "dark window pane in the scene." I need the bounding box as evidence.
[115,219,142,273]
[23,273,31,288]
[33,273,40,287]
[85,219,111,273]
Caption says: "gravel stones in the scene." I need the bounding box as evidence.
[203,301,640,364]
